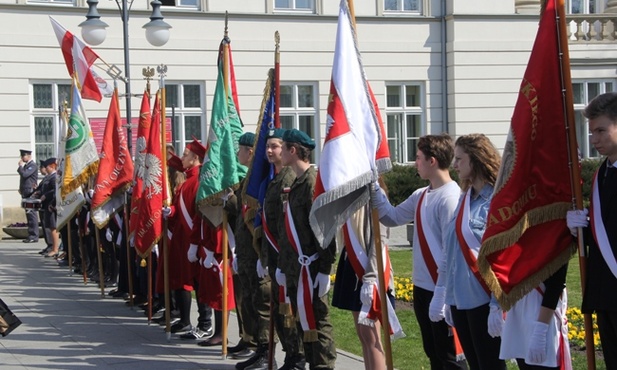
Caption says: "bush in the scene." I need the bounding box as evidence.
[383,159,600,207]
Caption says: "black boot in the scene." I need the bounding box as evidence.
[245,351,276,370]
[235,345,266,370]
[278,355,306,370]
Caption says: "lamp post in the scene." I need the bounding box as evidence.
[79,0,171,155]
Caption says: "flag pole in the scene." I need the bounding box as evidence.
[78,211,88,284]
[555,0,595,368]
[124,193,134,307]
[94,228,106,298]
[157,65,172,342]
[221,17,230,359]
[347,1,394,368]
[147,252,153,323]
[59,101,74,276]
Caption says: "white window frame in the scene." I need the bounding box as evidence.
[383,0,422,14]
[31,81,72,162]
[279,82,320,164]
[274,0,316,13]
[573,80,615,159]
[165,82,207,153]
[567,0,605,14]
[384,82,424,164]
[27,0,74,5]
[160,0,200,10]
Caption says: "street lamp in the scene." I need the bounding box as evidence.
[79,0,171,155]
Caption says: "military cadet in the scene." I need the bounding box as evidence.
[17,149,39,243]
[277,129,337,370]
[39,158,59,258]
[223,132,263,364]
[34,161,52,255]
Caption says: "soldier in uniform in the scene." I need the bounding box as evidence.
[277,129,337,370]
[17,149,39,243]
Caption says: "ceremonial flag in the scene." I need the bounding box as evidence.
[478,0,574,310]
[129,90,152,239]
[196,40,247,221]
[56,107,85,230]
[61,77,99,198]
[220,41,241,116]
[310,0,381,249]
[242,69,276,230]
[50,17,111,102]
[91,89,134,228]
[134,92,164,258]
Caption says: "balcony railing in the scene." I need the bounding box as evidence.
[567,14,617,42]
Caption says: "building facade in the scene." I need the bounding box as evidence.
[0,0,615,221]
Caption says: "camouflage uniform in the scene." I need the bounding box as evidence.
[279,166,337,370]
[261,166,305,366]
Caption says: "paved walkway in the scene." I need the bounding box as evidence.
[0,238,365,370]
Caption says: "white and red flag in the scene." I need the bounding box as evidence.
[134,93,165,258]
[309,0,382,248]
[129,90,152,240]
[50,17,112,102]
[91,89,134,228]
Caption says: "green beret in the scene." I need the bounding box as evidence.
[282,129,315,150]
[239,132,255,147]
[266,128,287,140]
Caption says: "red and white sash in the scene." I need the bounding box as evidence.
[455,190,490,294]
[415,189,441,284]
[342,221,405,340]
[263,207,291,307]
[590,170,617,279]
[285,202,319,339]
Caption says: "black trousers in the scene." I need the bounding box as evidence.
[597,310,617,370]
[413,286,468,370]
[450,304,505,370]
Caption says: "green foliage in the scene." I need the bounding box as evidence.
[580,158,602,206]
[381,164,458,206]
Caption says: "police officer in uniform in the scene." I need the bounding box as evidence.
[17,149,39,243]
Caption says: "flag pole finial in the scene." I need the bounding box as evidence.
[224,11,229,38]
[143,66,155,96]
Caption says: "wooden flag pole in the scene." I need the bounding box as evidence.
[147,253,153,323]
[221,19,231,359]
[94,228,106,298]
[348,0,393,367]
[157,64,172,341]
[124,196,135,308]
[555,0,595,368]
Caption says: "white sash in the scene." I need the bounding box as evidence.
[591,170,617,279]
[179,193,193,230]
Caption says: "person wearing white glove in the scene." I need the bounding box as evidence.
[162,206,172,219]
[256,260,268,279]
[443,135,506,369]
[187,243,198,263]
[105,228,113,243]
[499,264,570,369]
[566,209,588,237]
[428,286,447,322]
[359,280,374,307]
[203,248,216,269]
[313,272,331,298]
[275,267,286,288]
[487,303,504,338]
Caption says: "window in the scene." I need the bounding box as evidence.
[384,0,421,13]
[279,83,319,163]
[573,80,614,159]
[161,0,199,9]
[32,83,71,161]
[385,83,423,164]
[165,83,206,154]
[27,0,73,4]
[568,0,604,14]
[274,0,315,12]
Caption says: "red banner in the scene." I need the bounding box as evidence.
[89,117,172,153]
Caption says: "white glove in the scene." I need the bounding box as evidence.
[203,249,216,269]
[256,260,268,279]
[566,209,589,237]
[444,305,454,327]
[187,244,198,263]
[428,286,447,322]
[162,206,172,219]
[313,272,331,298]
[86,189,94,203]
[360,281,374,306]
[528,321,549,364]
[487,304,505,338]
[232,256,238,274]
[129,234,135,248]
[275,268,286,288]
[105,228,113,242]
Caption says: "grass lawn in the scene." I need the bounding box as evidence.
[329,249,606,370]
